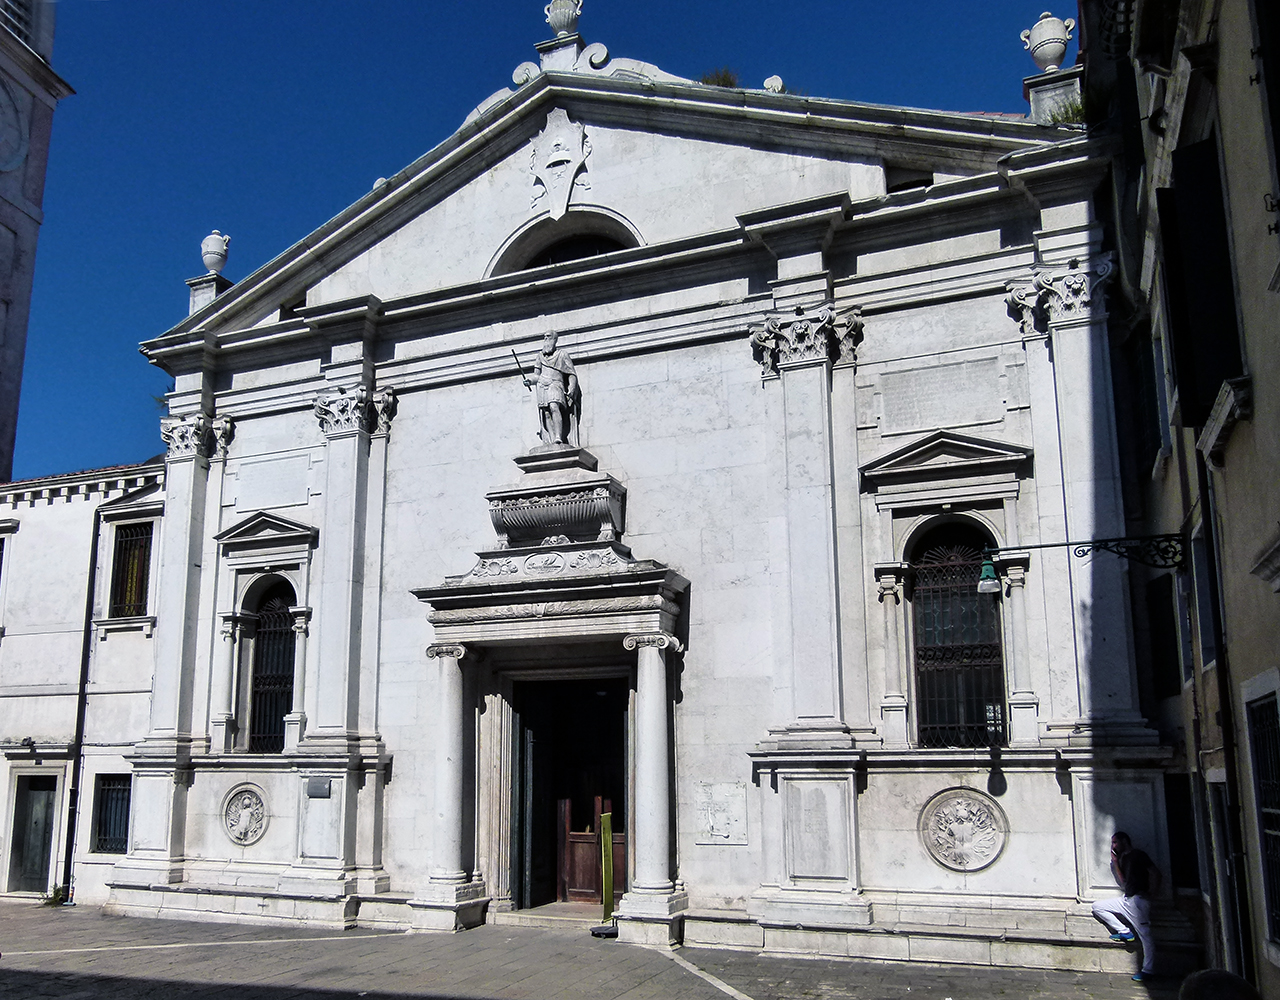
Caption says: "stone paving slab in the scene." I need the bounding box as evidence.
[0,900,1182,999]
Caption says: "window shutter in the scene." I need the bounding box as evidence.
[1157,137,1244,428]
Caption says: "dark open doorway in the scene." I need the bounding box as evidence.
[512,677,628,910]
[8,774,56,893]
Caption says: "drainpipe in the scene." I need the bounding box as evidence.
[60,501,103,900]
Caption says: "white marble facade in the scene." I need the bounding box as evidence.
[0,18,1173,971]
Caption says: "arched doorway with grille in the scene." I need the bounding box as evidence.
[908,522,1008,749]
[241,579,298,754]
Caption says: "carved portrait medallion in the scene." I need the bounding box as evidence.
[918,787,1007,872]
[223,785,268,846]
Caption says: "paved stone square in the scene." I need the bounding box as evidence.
[0,900,1182,999]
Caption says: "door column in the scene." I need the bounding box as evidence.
[616,632,686,944]
[410,643,487,931]
[429,643,467,884]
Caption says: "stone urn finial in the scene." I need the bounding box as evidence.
[201,231,230,274]
[1021,11,1076,72]
[545,0,582,37]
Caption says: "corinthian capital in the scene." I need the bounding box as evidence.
[314,385,371,437]
[1006,256,1115,335]
[749,302,863,376]
[160,413,214,460]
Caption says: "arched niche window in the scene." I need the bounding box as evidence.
[244,580,297,753]
[524,234,628,269]
[488,210,641,276]
[909,522,1007,749]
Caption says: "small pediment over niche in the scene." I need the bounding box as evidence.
[215,511,318,563]
[100,481,165,522]
[860,430,1032,507]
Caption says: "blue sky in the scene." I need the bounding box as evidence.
[11,0,1077,481]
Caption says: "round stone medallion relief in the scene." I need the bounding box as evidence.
[918,787,1008,872]
[223,784,268,846]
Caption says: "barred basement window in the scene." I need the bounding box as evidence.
[108,523,153,618]
[1248,695,1280,941]
[0,0,32,44]
[248,581,296,754]
[92,775,131,853]
[911,524,1008,749]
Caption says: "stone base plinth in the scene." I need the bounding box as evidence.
[104,881,359,929]
[758,889,873,931]
[615,889,688,946]
[408,881,489,932]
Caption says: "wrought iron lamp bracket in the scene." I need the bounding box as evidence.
[982,533,1185,571]
[1070,534,1185,570]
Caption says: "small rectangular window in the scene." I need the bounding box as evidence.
[108,523,152,618]
[1145,574,1182,698]
[92,775,131,854]
[1189,533,1217,670]
[1248,696,1280,940]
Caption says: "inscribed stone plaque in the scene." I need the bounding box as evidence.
[785,778,851,881]
[880,358,1001,435]
[694,782,748,845]
[236,456,310,512]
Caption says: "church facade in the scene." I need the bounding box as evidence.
[0,11,1186,972]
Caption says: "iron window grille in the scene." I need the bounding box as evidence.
[0,0,32,44]
[1248,695,1280,941]
[92,774,131,854]
[108,523,152,618]
[248,586,296,753]
[912,542,1008,749]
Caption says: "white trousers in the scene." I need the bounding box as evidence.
[1092,893,1154,973]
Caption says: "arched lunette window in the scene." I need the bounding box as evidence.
[910,523,1007,749]
[247,581,296,753]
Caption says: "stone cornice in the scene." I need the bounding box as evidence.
[0,31,73,105]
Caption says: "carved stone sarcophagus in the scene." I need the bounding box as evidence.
[485,447,626,548]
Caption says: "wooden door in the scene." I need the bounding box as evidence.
[8,775,56,893]
[557,795,626,903]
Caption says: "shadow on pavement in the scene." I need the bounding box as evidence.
[0,968,473,1000]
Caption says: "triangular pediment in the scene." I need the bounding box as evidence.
[861,431,1032,489]
[215,511,318,550]
[143,56,1060,355]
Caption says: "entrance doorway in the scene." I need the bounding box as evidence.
[8,774,57,893]
[512,677,627,910]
